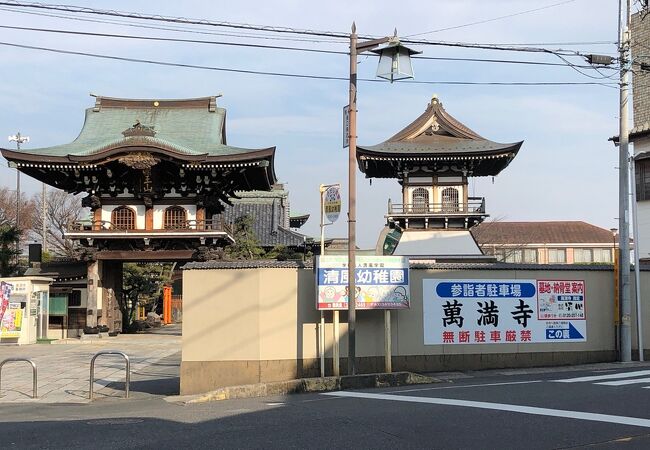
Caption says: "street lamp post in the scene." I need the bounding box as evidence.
[346,23,418,375]
[7,132,29,228]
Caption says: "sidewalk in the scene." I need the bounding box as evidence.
[0,325,181,403]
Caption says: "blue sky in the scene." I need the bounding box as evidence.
[0,0,630,248]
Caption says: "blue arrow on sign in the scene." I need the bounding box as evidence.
[546,323,584,340]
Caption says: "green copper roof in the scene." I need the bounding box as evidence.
[2,96,272,161]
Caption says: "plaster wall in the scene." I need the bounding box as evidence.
[181,266,640,394]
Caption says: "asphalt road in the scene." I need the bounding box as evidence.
[4,363,650,449]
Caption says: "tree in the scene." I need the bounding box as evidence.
[225,215,265,260]
[0,187,37,234]
[30,190,86,258]
[121,263,173,331]
[0,224,21,277]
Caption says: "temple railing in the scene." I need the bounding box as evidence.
[67,218,232,235]
[388,197,486,215]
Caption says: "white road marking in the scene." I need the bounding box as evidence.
[597,377,650,386]
[552,370,650,383]
[394,380,542,393]
[323,391,650,428]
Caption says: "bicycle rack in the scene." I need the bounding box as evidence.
[89,351,130,400]
[0,358,38,399]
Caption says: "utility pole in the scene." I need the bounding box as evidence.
[42,182,47,253]
[618,0,632,362]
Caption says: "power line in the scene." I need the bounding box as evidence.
[0,6,349,44]
[0,24,617,70]
[405,0,579,37]
[0,1,589,56]
[0,40,618,87]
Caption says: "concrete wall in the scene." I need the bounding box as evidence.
[181,265,647,395]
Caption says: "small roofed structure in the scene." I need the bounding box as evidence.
[357,96,522,259]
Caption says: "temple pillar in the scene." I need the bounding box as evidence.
[101,261,123,333]
[86,260,102,328]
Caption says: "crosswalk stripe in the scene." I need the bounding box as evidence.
[552,370,650,383]
[596,377,650,386]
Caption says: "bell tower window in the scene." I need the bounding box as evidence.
[411,188,430,212]
[441,187,460,212]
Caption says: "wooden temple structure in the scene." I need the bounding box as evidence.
[357,95,522,258]
[1,95,277,331]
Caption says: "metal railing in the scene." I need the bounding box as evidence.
[89,351,130,400]
[68,218,232,235]
[388,197,486,215]
[0,358,37,399]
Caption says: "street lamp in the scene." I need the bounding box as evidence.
[347,23,419,375]
[7,133,29,230]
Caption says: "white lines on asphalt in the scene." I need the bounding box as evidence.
[551,370,650,383]
[597,377,650,386]
[393,380,543,393]
[323,391,650,429]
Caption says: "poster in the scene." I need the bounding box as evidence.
[0,281,22,338]
[316,255,410,310]
[423,279,586,345]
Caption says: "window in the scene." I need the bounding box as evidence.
[441,187,459,212]
[111,206,135,230]
[636,158,650,201]
[505,249,523,263]
[523,249,538,263]
[548,248,566,264]
[573,248,593,263]
[164,206,187,229]
[593,248,613,263]
[411,188,429,213]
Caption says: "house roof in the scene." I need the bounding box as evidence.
[357,96,522,178]
[0,95,275,164]
[471,221,617,246]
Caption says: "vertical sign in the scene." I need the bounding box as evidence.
[343,105,350,148]
[324,186,341,223]
[423,279,586,345]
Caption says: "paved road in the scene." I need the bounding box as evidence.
[0,325,180,403]
[5,362,650,448]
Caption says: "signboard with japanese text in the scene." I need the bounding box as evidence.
[324,186,341,223]
[423,279,586,345]
[316,255,410,310]
[343,105,350,148]
[0,281,21,338]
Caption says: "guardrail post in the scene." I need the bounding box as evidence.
[89,351,131,400]
[0,358,38,399]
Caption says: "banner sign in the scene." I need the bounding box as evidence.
[0,281,21,338]
[324,186,341,223]
[423,279,586,345]
[316,255,410,310]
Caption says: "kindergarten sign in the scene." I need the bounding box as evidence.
[316,255,410,310]
[423,279,586,345]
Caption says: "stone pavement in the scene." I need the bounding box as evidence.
[0,325,181,403]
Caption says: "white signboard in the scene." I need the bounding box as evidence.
[324,186,341,223]
[316,255,410,310]
[343,105,350,148]
[423,279,586,345]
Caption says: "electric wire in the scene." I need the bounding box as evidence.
[405,0,579,37]
[0,40,618,87]
[0,1,593,57]
[0,24,618,70]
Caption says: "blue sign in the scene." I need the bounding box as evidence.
[546,323,584,340]
[436,281,536,299]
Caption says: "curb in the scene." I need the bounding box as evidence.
[169,372,439,404]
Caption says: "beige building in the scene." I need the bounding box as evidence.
[471,221,617,264]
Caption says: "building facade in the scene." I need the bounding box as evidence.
[471,221,617,264]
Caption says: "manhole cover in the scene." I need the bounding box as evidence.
[86,418,145,425]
